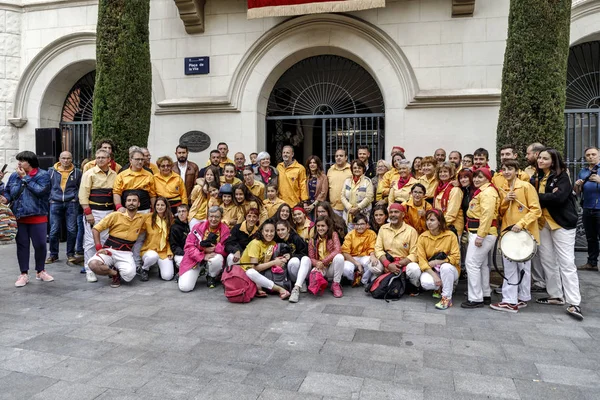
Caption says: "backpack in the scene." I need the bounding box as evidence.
[0,204,17,244]
[262,267,292,292]
[221,265,257,303]
[365,272,407,302]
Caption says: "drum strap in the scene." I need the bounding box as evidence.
[492,225,526,286]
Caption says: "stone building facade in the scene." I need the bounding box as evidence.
[0,0,598,169]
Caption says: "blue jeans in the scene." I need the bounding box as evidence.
[76,208,84,254]
[583,208,600,266]
[49,201,78,257]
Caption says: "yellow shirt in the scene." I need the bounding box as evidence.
[83,159,122,173]
[78,165,117,206]
[467,183,500,237]
[296,218,313,242]
[141,215,172,258]
[220,176,242,186]
[93,211,146,243]
[402,198,432,235]
[380,169,400,198]
[206,158,234,169]
[189,189,209,221]
[240,239,276,270]
[492,169,530,189]
[433,185,464,236]
[154,172,188,205]
[416,230,461,275]
[148,163,160,175]
[341,229,377,257]
[113,168,156,197]
[498,179,541,243]
[374,222,419,262]
[222,203,244,229]
[388,176,417,204]
[327,163,352,211]
[246,180,265,199]
[537,172,561,231]
[277,160,308,207]
[52,162,74,192]
[418,174,438,200]
[264,197,285,218]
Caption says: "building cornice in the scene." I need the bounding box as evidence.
[572,0,600,22]
[0,0,97,12]
[155,97,236,115]
[173,0,205,34]
[406,89,501,109]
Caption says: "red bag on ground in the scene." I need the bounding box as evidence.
[221,265,257,303]
[308,270,328,295]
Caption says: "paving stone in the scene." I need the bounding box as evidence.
[400,334,451,352]
[453,372,520,399]
[64,324,124,342]
[0,349,69,374]
[352,328,403,346]
[423,352,481,374]
[536,363,600,388]
[450,338,506,359]
[359,378,423,400]
[17,333,118,359]
[424,324,474,340]
[196,380,264,400]
[379,319,426,335]
[535,323,592,339]
[135,372,205,398]
[0,372,57,400]
[337,315,382,330]
[192,360,252,383]
[138,350,203,375]
[513,378,589,400]
[337,357,395,379]
[274,333,326,354]
[242,364,308,391]
[86,364,157,390]
[403,311,445,326]
[478,359,541,380]
[309,323,357,341]
[322,304,366,316]
[299,371,364,398]
[31,380,108,400]
[258,388,322,400]
[393,367,454,389]
[285,351,342,373]
[423,387,507,400]
[265,320,314,335]
[518,332,581,352]
[38,356,112,383]
[94,388,163,400]
[0,328,42,346]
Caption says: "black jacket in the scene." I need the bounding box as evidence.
[533,171,578,229]
[276,230,308,257]
[224,222,258,254]
[169,218,190,256]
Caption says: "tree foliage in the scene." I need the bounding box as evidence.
[496,0,572,165]
[92,0,151,165]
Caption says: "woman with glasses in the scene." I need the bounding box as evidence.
[372,160,391,207]
[403,183,431,234]
[154,156,188,215]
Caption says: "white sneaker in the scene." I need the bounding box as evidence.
[86,271,98,283]
[494,287,502,294]
[300,282,307,293]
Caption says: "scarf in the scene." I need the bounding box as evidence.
[157,217,168,251]
[109,160,118,172]
[435,181,453,213]
[397,176,409,189]
[473,182,498,198]
[353,175,361,184]
[258,167,272,183]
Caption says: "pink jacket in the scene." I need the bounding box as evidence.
[179,220,230,276]
[308,232,341,267]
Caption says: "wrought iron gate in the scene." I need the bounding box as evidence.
[59,121,93,168]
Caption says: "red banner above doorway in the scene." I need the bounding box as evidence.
[247,0,385,19]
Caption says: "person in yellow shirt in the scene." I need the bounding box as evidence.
[411,209,461,310]
[402,184,431,234]
[88,192,146,288]
[277,145,308,207]
[372,160,391,205]
[418,156,438,202]
[433,162,464,236]
[490,159,541,313]
[113,150,156,213]
[326,149,352,215]
[154,156,188,215]
[462,167,499,309]
[220,163,242,186]
[142,148,160,175]
[234,184,268,224]
[242,166,265,199]
[218,183,243,229]
[341,214,380,286]
[264,184,285,218]
[379,153,403,200]
[292,206,314,242]
[491,144,530,189]
[82,139,122,173]
[374,203,419,286]
[140,197,175,282]
[205,142,234,169]
[388,159,417,205]
[189,181,219,228]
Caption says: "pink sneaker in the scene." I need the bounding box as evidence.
[331,282,343,298]
[15,274,29,287]
[36,270,54,282]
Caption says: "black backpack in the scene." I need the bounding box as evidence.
[365,272,407,302]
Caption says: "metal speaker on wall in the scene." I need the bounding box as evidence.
[35,128,61,170]
[179,131,211,153]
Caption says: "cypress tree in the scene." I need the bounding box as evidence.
[92,0,151,165]
[496,0,572,165]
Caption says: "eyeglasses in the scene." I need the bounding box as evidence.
[355,222,367,226]
[160,165,172,169]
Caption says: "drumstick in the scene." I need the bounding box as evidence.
[497,186,531,211]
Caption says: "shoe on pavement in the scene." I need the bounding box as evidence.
[435,296,453,310]
[206,276,216,288]
[483,296,492,305]
[517,300,528,309]
[300,282,307,293]
[432,290,441,299]
[15,274,29,287]
[577,263,598,271]
[494,287,503,294]
[461,300,484,309]
[490,302,518,313]
[566,305,583,321]
[45,256,58,264]
[110,273,121,288]
[36,270,54,282]
[67,255,77,263]
[80,267,86,274]
[331,282,343,298]
[140,269,149,282]
[86,271,98,283]
[289,287,300,303]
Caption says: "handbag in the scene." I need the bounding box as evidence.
[0,203,17,243]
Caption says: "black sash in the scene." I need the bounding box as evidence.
[89,188,114,210]
[104,235,136,251]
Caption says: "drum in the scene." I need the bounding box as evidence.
[499,230,537,262]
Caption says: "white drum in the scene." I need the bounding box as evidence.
[499,230,537,262]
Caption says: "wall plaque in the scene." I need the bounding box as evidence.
[185,57,210,75]
[180,131,211,153]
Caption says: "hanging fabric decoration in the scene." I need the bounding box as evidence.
[247,0,385,19]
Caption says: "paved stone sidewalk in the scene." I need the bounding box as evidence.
[0,244,598,400]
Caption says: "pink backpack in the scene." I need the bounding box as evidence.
[221,265,257,303]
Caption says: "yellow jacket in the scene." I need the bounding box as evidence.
[242,200,268,224]
[402,198,431,234]
[296,218,314,242]
[84,159,122,173]
[79,165,117,207]
[467,183,500,237]
[340,175,373,222]
[498,178,541,243]
[206,157,234,169]
[220,176,241,186]
[189,188,209,221]
[416,230,461,275]
[113,168,156,197]
[374,222,419,262]
[154,172,188,205]
[222,203,244,229]
[388,176,417,204]
[380,169,400,198]
[141,215,173,258]
[492,169,530,189]
[149,163,160,175]
[418,174,438,200]
[341,229,377,257]
[264,197,285,218]
[433,185,464,236]
[246,180,265,199]
[93,211,145,243]
[277,160,308,206]
[327,163,352,211]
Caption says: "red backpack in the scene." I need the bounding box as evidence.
[221,265,257,303]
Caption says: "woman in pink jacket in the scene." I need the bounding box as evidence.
[308,216,345,298]
[178,205,231,292]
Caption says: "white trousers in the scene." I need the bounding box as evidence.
[320,254,345,283]
[466,233,496,302]
[189,218,204,230]
[226,253,241,267]
[141,251,175,281]
[83,209,112,272]
[177,254,224,292]
[174,255,183,269]
[501,256,531,304]
[89,249,136,282]
[418,263,459,298]
[405,262,422,287]
[246,268,275,290]
[132,209,150,267]
[288,256,311,287]
[538,224,581,305]
[530,252,545,289]
[343,255,377,284]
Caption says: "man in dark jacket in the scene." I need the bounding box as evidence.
[170,204,190,273]
[575,146,600,270]
[172,145,199,198]
[47,151,82,264]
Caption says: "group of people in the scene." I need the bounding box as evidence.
[0,139,587,320]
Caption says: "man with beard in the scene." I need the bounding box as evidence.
[234,152,246,181]
[448,151,462,170]
[199,149,222,178]
[277,145,308,207]
[434,148,447,165]
[88,191,146,288]
[206,142,233,169]
[524,142,545,179]
[172,145,199,198]
[357,146,375,179]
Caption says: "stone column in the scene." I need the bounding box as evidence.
[0,8,20,168]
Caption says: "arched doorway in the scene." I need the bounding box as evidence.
[266,55,385,166]
[60,70,95,167]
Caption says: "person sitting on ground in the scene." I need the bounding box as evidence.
[178,206,230,292]
[403,183,431,234]
[239,219,291,299]
[169,204,190,275]
[308,216,345,298]
[410,209,461,310]
[292,205,314,242]
[341,214,380,286]
[219,183,244,229]
[274,203,292,225]
[224,208,260,267]
[264,184,285,218]
[234,183,268,224]
[275,219,311,303]
[88,191,146,288]
[315,201,347,244]
[370,204,388,234]
[139,197,175,282]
